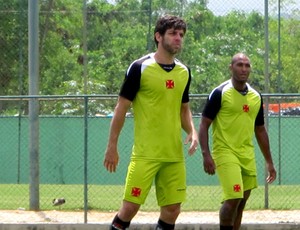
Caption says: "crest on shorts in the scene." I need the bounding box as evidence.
[131,187,141,197]
[233,184,241,192]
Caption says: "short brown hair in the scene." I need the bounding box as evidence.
[154,15,187,46]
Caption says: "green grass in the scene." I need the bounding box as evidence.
[0,184,299,211]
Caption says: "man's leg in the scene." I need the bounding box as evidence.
[155,203,181,230]
[111,160,155,229]
[219,198,241,230]
[155,162,186,230]
[216,162,245,230]
[233,190,251,230]
[110,200,140,230]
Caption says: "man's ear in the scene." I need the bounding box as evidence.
[154,32,161,44]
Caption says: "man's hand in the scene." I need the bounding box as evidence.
[185,131,199,155]
[103,147,119,173]
[266,162,277,184]
[203,153,216,175]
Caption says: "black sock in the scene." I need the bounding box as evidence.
[220,225,233,230]
[110,215,130,230]
[155,219,175,230]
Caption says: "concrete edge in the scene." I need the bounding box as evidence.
[0,223,299,230]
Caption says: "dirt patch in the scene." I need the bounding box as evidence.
[0,210,299,224]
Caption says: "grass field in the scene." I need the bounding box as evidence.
[1,184,299,211]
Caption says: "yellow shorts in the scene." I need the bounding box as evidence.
[216,162,257,202]
[123,160,186,206]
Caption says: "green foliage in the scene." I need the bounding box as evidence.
[0,0,28,95]
[1,0,300,114]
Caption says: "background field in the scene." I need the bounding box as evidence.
[1,95,300,212]
[1,184,300,211]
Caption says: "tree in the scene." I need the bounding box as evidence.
[1,0,300,115]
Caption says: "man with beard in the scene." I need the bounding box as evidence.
[103,15,198,230]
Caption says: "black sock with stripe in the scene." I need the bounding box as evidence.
[155,219,175,230]
[220,225,233,230]
[110,215,130,230]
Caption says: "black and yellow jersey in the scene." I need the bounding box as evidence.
[119,53,191,162]
[202,79,264,173]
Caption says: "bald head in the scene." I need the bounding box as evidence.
[231,53,250,65]
[229,53,251,88]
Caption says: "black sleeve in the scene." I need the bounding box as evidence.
[255,95,265,126]
[182,67,191,103]
[202,88,222,120]
[119,61,141,101]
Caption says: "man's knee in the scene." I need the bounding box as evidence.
[160,203,181,223]
[220,199,241,221]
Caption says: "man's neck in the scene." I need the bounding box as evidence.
[154,51,175,65]
[231,79,247,92]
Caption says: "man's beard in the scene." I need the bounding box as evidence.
[161,39,181,55]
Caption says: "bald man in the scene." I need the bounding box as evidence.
[198,53,276,230]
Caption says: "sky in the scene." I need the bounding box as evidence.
[106,0,300,16]
[206,0,300,16]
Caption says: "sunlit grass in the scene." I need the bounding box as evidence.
[0,184,298,211]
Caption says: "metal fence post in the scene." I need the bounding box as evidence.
[84,95,88,223]
[28,0,40,211]
[263,0,270,210]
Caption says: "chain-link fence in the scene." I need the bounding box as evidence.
[0,94,299,215]
[0,0,300,223]
[1,0,300,97]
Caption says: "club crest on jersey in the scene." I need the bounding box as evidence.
[233,184,241,192]
[243,104,249,112]
[131,187,141,197]
[166,80,174,89]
